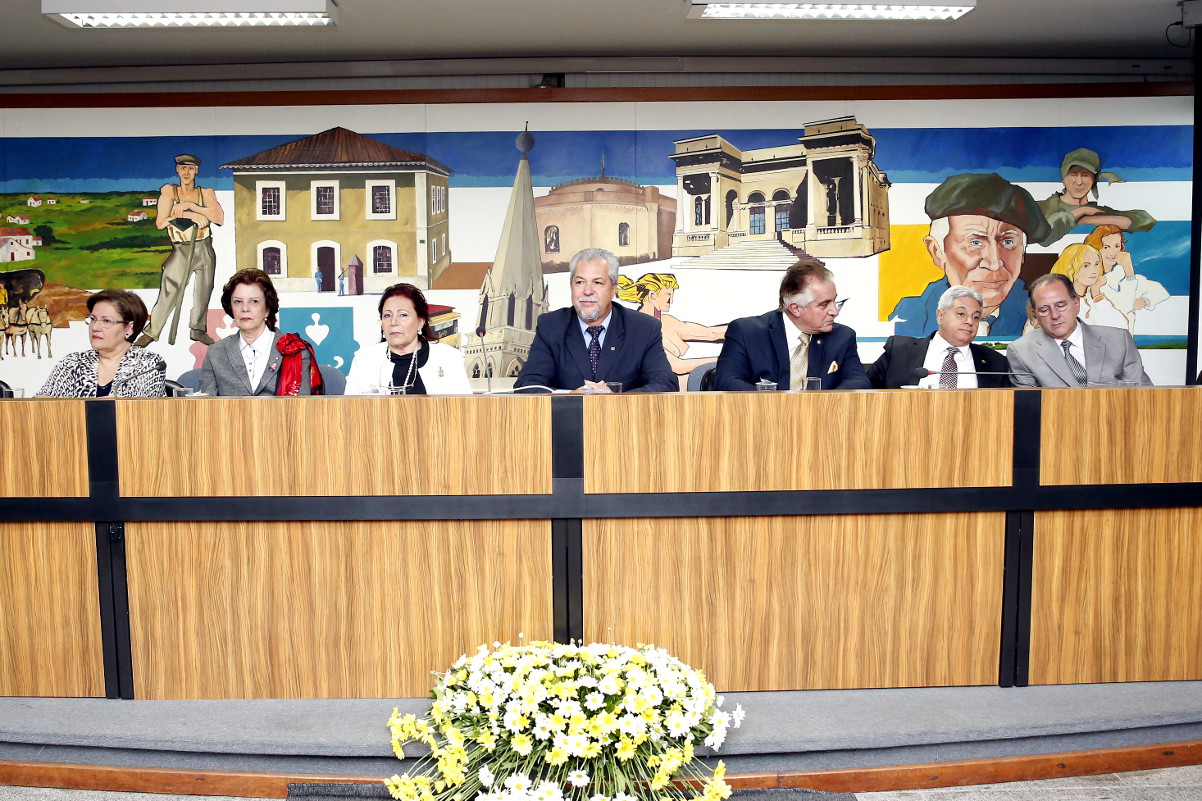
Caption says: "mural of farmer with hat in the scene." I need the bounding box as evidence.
[1036,147,1156,247]
[890,172,1050,338]
[137,153,224,347]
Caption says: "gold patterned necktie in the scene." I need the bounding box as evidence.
[789,331,811,391]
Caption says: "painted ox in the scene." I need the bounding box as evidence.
[26,305,52,359]
[4,304,29,357]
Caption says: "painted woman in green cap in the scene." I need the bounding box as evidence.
[1035,147,1156,247]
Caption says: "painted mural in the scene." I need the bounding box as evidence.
[0,94,1193,396]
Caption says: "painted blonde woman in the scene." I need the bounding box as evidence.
[616,273,726,386]
[1050,243,1128,330]
[1083,224,1169,331]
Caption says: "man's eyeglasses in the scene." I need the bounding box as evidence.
[85,316,128,329]
[1034,300,1071,318]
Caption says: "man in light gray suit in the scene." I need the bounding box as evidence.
[1006,273,1151,387]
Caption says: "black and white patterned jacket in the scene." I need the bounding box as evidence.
[38,346,166,398]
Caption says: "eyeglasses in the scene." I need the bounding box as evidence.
[793,298,848,312]
[1034,300,1071,317]
[85,316,128,328]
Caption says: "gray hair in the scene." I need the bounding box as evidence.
[569,248,620,284]
[937,284,984,313]
[777,258,832,310]
[928,217,1027,253]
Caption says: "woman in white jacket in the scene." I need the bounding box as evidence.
[345,283,472,395]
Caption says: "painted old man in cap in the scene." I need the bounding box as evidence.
[137,153,225,347]
[1035,147,1156,247]
[890,173,1049,338]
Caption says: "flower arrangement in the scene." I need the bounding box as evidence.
[386,641,744,801]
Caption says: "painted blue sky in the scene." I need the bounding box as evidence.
[0,125,1191,193]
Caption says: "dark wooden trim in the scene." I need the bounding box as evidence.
[779,739,1202,793]
[3,740,1200,796]
[0,81,1190,109]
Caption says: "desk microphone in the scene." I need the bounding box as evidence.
[912,367,1035,382]
[116,359,168,390]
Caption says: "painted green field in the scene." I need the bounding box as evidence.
[2,192,170,289]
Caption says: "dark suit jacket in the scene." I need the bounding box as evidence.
[515,304,678,392]
[867,335,1011,389]
[712,310,870,391]
[198,329,312,396]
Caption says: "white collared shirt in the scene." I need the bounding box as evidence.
[920,333,977,389]
[779,311,800,354]
[577,311,613,349]
[240,329,274,390]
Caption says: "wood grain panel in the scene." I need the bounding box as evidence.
[116,397,552,497]
[584,391,1013,494]
[0,400,89,498]
[584,513,1005,690]
[0,522,105,696]
[1041,387,1202,486]
[1029,508,1202,684]
[125,519,554,699]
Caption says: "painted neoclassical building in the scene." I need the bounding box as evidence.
[670,116,890,260]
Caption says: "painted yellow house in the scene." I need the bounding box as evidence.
[221,127,452,293]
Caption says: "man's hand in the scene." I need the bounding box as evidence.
[573,380,613,394]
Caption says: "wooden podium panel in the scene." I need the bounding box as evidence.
[583,391,1013,494]
[0,400,89,498]
[116,396,552,497]
[1041,387,1202,486]
[0,522,105,696]
[583,512,1006,690]
[1029,508,1202,685]
[125,519,554,699]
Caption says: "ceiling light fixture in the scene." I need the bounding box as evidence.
[687,1,975,21]
[43,0,337,28]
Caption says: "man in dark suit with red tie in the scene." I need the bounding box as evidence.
[515,248,677,393]
[713,258,871,391]
[868,284,1011,388]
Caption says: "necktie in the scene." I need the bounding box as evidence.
[587,325,604,380]
[1061,340,1087,386]
[940,346,958,388]
[789,331,811,391]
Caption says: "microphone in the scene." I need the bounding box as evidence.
[912,367,1035,381]
[505,384,563,395]
[115,359,167,390]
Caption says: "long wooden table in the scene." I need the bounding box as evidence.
[1,388,1199,699]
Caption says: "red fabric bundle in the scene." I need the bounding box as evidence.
[275,333,325,396]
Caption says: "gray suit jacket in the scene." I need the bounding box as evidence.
[1005,321,1152,387]
[198,330,312,396]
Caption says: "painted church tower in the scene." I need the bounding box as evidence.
[462,130,548,380]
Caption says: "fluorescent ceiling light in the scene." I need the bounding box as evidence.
[688,1,975,20]
[43,0,336,28]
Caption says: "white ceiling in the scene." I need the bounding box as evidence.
[2,0,1194,77]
